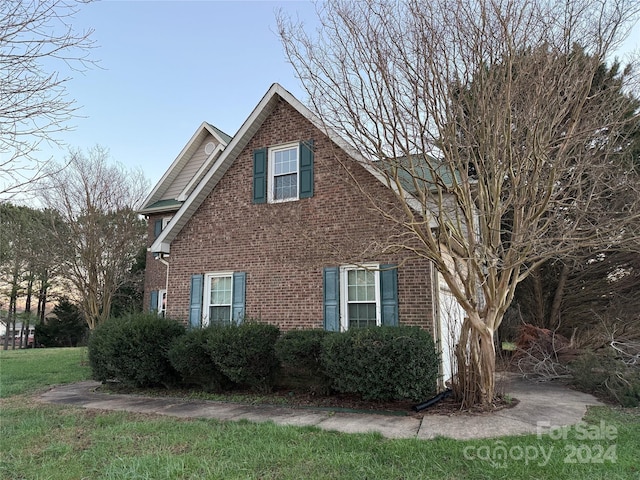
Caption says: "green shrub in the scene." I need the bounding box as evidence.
[168,328,231,392]
[206,322,280,393]
[275,329,333,394]
[321,326,439,401]
[570,352,640,407]
[275,329,331,371]
[88,313,185,388]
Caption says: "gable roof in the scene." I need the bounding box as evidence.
[385,155,461,194]
[150,83,428,254]
[138,122,232,214]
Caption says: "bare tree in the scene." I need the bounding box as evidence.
[279,0,640,407]
[0,0,96,197]
[39,147,148,329]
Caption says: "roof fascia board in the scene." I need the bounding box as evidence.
[177,143,225,202]
[139,122,229,212]
[274,85,437,227]
[150,86,282,253]
[202,122,231,146]
[138,205,182,215]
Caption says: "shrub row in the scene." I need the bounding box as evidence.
[88,313,185,388]
[88,315,439,402]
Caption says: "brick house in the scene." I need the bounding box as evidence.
[139,84,463,382]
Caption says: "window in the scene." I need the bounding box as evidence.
[203,273,233,326]
[253,140,314,204]
[189,272,246,328]
[269,143,299,202]
[149,289,167,316]
[154,216,173,238]
[158,289,167,317]
[340,265,381,330]
[323,264,398,332]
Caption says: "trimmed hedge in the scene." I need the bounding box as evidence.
[168,327,230,392]
[205,322,280,393]
[275,329,333,394]
[88,313,440,402]
[88,313,185,388]
[321,326,439,401]
[275,329,331,371]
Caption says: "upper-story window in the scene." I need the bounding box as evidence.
[154,216,173,239]
[252,140,314,204]
[269,143,299,202]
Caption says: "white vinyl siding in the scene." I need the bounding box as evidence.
[163,139,217,200]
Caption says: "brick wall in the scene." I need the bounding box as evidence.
[165,98,434,332]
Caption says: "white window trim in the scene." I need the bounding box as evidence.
[339,264,381,331]
[203,272,234,327]
[267,142,300,203]
[161,216,172,230]
[157,289,167,317]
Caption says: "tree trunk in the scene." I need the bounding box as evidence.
[531,269,546,327]
[549,263,570,330]
[9,296,17,350]
[36,270,50,323]
[453,317,496,408]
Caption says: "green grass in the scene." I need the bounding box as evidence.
[0,347,91,397]
[1,348,639,479]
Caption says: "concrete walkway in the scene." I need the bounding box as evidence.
[38,374,603,440]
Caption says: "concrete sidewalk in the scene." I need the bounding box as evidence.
[39,374,603,440]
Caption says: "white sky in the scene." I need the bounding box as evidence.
[22,0,640,195]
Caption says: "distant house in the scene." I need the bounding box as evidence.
[138,84,463,385]
[0,323,35,348]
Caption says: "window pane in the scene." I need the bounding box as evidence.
[210,276,232,305]
[209,306,231,326]
[347,269,375,301]
[274,148,297,175]
[274,173,298,200]
[348,303,377,329]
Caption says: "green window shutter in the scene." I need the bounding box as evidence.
[154,219,163,238]
[323,267,340,331]
[253,148,267,204]
[380,264,398,326]
[299,139,314,199]
[150,290,159,313]
[232,272,246,323]
[189,274,204,328]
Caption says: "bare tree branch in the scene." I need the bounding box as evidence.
[279,0,640,407]
[0,0,97,197]
[38,146,149,329]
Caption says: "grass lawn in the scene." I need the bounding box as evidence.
[1,348,639,479]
